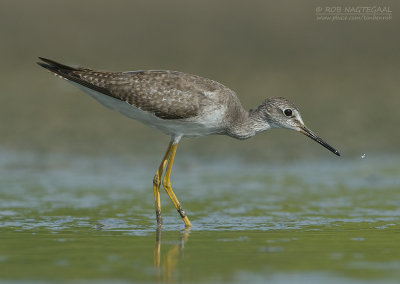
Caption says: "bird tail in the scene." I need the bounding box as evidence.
[37,57,78,79]
[37,57,114,96]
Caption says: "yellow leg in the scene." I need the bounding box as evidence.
[162,143,192,227]
[153,142,173,226]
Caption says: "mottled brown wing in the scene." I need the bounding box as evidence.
[38,58,223,119]
[75,70,216,119]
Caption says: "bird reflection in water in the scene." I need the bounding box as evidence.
[154,227,190,283]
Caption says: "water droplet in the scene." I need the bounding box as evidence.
[361,154,366,159]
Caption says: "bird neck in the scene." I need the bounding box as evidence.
[226,107,271,140]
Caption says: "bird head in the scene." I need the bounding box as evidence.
[260,97,340,156]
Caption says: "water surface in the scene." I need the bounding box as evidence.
[0,150,399,283]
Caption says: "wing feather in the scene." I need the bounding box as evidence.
[38,58,229,119]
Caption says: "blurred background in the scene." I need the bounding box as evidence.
[1,2,399,282]
[0,0,398,162]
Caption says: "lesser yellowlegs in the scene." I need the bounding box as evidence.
[37,57,340,227]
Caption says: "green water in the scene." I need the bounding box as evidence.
[1,151,399,283]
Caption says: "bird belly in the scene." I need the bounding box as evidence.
[73,84,225,137]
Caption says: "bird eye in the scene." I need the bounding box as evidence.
[284,109,292,117]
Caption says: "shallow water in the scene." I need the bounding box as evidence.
[0,150,399,283]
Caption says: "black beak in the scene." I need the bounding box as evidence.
[299,125,340,156]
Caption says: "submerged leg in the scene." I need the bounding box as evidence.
[153,142,173,226]
[162,143,192,227]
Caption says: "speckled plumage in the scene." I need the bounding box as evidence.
[37,57,255,140]
[75,69,225,120]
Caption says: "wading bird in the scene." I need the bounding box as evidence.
[38,57,340,227]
